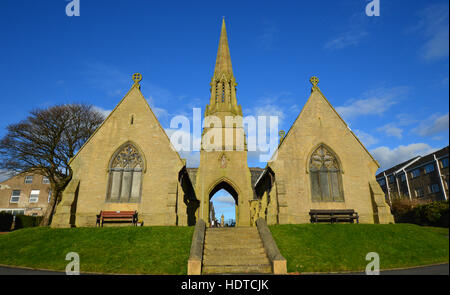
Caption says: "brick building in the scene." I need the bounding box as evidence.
[0,173,52,216]
[376,146,449,205]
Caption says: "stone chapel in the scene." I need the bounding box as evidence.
[51,19,393,228]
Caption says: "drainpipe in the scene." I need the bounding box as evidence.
[403,168,412,200]
[384,172,391,206]
[434,154,448,201]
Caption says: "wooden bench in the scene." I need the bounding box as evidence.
[96,210,138,227]
[309,209,359,224]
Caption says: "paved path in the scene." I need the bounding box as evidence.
[0,266,65,275]
[379,263,449,275]
[0,264,448,275]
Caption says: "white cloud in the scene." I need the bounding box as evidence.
[413,3,449,61]
[324,12,370,51]
[92,106,112,118]
[371,143,437,171]
[412,113,449,137]
[325,29,368,51]
[249,104,285,123]
[354,129,378,147]
[395,113,417,126]
[179,151,200,168]
[213,194,236,206]
[147,96,169,120]
[336,87,408,120]
[377,123,403,139]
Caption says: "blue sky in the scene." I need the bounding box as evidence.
[0,0,448,220]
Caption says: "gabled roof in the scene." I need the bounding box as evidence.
[269,79,379,166]
[69,79,183,165]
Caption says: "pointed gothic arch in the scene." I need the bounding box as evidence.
[106,142,145,203]
[207,178,240,226]
[209,179,239,203]
[308,144,345,202]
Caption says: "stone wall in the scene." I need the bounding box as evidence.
[52,83,188,228]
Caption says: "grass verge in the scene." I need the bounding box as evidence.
[1,224,448,274]
[269,223,449,273]
[0,226,194,274]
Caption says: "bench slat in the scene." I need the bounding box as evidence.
[309,209,359,224]
[96,210,138,227]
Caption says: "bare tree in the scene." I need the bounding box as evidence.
[0,104,104,226]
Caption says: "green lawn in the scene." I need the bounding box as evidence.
[0,226,194,274]
[269,224,449,273]
[0,224,448,274]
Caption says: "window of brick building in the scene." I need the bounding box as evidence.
[441,158,449,169]
[42,176,50,184]
[10,190,21,203]
[425,163,435,174]
[428,184,440,194]
[29,190,40,203]
[415,188,424,197]
[400,174,406,182]
[24,175,33,184]
[411,169,420,178]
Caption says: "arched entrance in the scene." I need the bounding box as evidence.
[207,180,239,226]
[209,181,238,227]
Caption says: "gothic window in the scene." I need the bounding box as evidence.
[215,83,219,103]
[221,83,225,102]
[309,145,344,202]
[107,143,144,203]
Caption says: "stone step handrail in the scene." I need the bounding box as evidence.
[187,219,206,275]
[255,218,287,274]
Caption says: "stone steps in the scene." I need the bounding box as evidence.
[204,247,266,257]
[202,264,272,274]
[203,255,270,266]
[205,237,262,244]
[204,243,264,250]
[206,233,259,239]
[202,227,272,274]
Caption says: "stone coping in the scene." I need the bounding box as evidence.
[187,219,206,275]
[255,218,287,274]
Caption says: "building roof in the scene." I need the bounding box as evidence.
[375,157,420,179]
[376,145,449,179]
[186,167,264,189]
[406,145,449,172]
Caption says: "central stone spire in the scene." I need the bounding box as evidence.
[206,18,242,116]
[195,19,253,227]
[214,18,233,79]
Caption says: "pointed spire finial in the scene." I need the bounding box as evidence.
[310,76,319,92]
[310,76,319,87]
[132,73,142,84]
[214,17,233,78]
